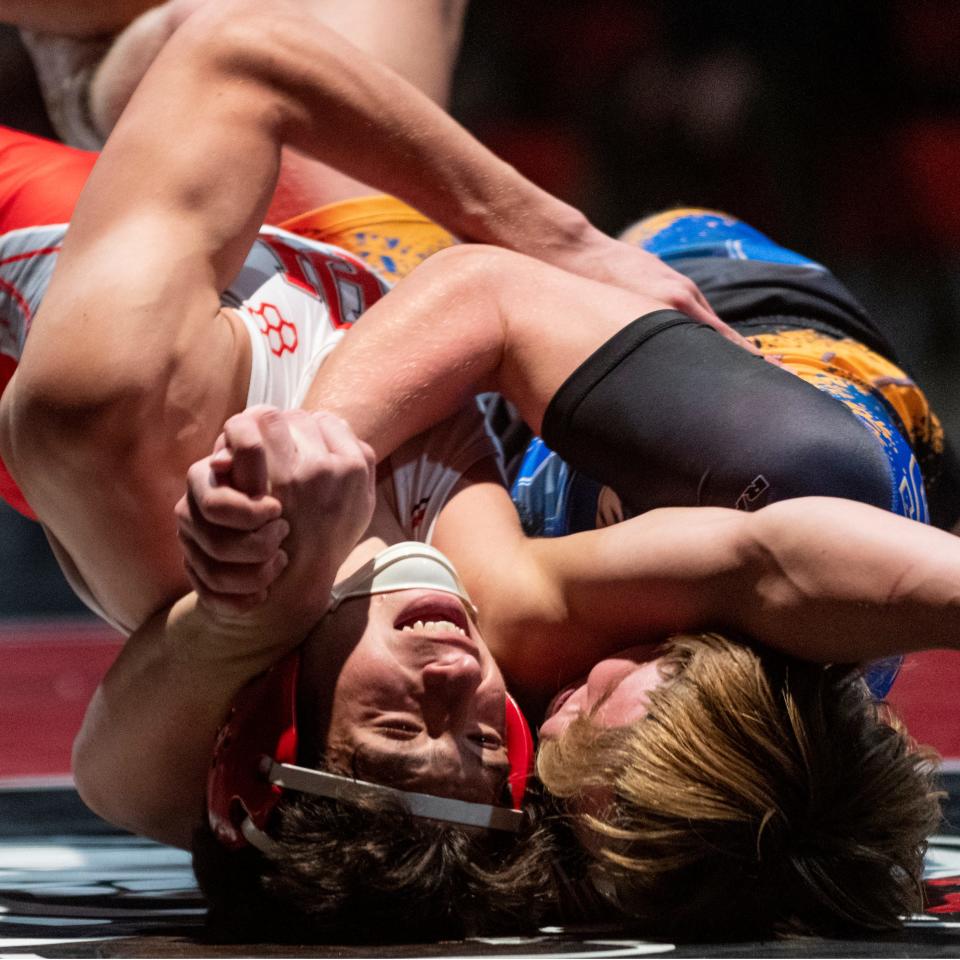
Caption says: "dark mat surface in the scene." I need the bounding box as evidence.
[2,783,960,958]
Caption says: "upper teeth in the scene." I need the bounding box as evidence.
[401,619,466,635]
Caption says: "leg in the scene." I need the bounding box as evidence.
[540,314,897,518]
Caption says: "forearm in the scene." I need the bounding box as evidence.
[736,497,960,661]
[184,0,600,263]
[506,498,960,695]
[73,593,303,847]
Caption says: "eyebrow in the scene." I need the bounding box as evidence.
[354,741,510,803]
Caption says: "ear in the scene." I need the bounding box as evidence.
[207,652,300,848]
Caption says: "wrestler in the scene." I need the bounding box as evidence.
[0,0,746,940]
[5,0,944,940]
[174,211,959,939]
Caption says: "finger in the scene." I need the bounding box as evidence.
[183,461,283,529]
[684,299,761,356]
[257,408,301,488]
[222,415,269,497]
[185,562,270,615]
[311,411,362,457]
[358,440,376,471]
[209,445,234,480]
[180,535,289,595]
[177,514,290,564]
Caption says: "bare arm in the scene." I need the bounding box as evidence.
[0,0,732,631]
[73,594,288,847]
[87,0,468,207]
[732,497,960,660]
[497,497,960,697]
[306,244,669,458]
[73,407,375,844]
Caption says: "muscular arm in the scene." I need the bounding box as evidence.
[0,0,721,632]
[84,0,469,208]
[73,594,290,847]
[483,496,960,699]
[307,244,669,456]
[73,406,374,845]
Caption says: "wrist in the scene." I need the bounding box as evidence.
[454,164,597,263]
[162,592,309,677]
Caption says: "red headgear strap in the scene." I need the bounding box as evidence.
[207,652,534,849]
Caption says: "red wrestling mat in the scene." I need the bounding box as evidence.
[887,650,960,760]
[0,621,957,786]
[0,620,122,783]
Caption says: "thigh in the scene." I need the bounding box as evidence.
[540,315,898,519]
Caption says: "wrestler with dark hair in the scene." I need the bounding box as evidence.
[1,0,955,941]
[0,0,731,939]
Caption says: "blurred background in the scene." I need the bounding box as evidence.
[1,0,959,619]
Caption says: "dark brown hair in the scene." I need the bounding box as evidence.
[538,632,943,940]
[192,788,563,943]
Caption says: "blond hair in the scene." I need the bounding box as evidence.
[538,633,942,939]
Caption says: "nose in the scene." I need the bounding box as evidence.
[421,653,483,734]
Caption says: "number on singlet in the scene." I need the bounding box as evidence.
[259,234,385,328]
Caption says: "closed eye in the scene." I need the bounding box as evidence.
[469,732,503,749]
[376,722,421,740]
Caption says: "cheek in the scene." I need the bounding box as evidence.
[537,712,569,741]
[593,679,655,728]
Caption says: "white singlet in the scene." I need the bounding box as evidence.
[0,221,497,632]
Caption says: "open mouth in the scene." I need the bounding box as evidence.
[544,682,580,719]
[393,591,476,650]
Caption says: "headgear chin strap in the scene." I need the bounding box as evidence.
[207,651,534,850]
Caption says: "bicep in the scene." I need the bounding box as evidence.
[4,11,282,620]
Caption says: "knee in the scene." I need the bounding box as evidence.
[413,242,519,294]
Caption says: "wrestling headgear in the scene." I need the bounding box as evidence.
[207,543,535,851]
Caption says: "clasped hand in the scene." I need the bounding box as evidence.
[175,405,375,625]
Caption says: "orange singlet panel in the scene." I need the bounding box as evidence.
[279,194,456,282]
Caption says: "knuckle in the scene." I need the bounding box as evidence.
[202,565,247,594]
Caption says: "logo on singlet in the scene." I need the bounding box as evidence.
[410,497,430,532]
[249,302,298,357]
[736,474,770,511]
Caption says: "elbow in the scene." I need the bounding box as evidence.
[72,720,120,830]
[6,361,147,472]
[72,716,191,846]
[3,340,161,513]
